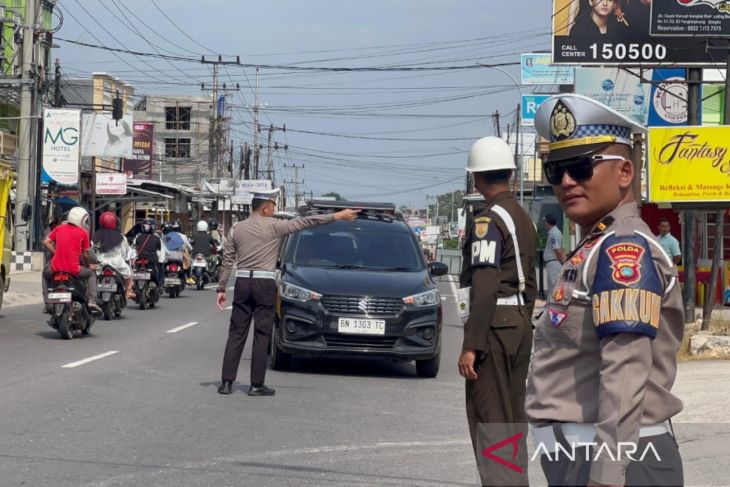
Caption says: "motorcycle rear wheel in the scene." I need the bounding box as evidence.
[57,311,73,340]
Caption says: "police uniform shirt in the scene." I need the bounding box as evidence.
[543,226,563,263]
[525,202,684,484]
[463,191,537,352]
[216,213,334,292]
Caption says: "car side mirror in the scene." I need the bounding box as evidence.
[429,261,449,277]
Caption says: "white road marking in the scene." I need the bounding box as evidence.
[166,321,199,333]
[204,284,218,290]
[227,286,234,291]
[449,279,458,298]
[62,351,119,368]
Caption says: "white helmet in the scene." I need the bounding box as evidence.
[68,207,91,232]
[196,220,209,232]
[466,136,516,173]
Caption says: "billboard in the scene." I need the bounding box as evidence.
[574,67,651,124]
[80,113,133,158]
[651,0,730,37]
[123,122,154,180]
[521,95,550,127]
[648,126,730,203]
[202,178,235,196]
[232,180,272,205]
[647,68,689,127]
[520,53,574,85]
[95,172,127,195]
[551,0,718,65]
[42,108,81,186]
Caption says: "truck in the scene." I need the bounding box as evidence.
[0,162,14,309]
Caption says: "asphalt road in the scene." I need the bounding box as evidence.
[1,276,729,487]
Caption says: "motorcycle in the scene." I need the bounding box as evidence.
[133,258,160,310]
[96,265,127,320]
[191,254,219,290]
[46,271,95,339]
[164,260,185,298]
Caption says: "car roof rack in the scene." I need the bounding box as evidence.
[299,200,401,222]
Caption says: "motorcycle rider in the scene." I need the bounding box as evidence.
[191,220,219,275]
[92,211,135,299]
[133,218,163,287]
[209,219,223,247]
[42,206,102,315]
[166,220,193,284]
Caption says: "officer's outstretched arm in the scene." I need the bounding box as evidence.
[588,234,660,486]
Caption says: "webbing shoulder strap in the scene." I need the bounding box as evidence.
[490,204,525,295]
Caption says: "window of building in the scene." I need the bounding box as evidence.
[165,106,192,130]
[165,138,191,158]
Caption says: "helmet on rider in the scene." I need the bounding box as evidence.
[99,211,119,230]
[68,207,91,232]
[141,218,156,234]
[161,221,173,234]
[171,219,182,231]
[465,136,516,173]
[196,220,209,232]
[208,219,219,230]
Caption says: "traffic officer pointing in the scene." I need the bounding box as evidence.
[527,94,684,486]
[459,136,537,486]
[216,189,358,396]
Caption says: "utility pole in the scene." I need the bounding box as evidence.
[211,62,218,178]
[54,59,62,106]
[683,68,702,324]
[515,104,523,206]
[253,67,260,179]
[492,110,501,138]
[283,163,304,211]
[14,0,38,251]
[265,123,286,184]
[201,56,240,179]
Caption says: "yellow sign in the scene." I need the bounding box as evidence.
[648,126,730,203]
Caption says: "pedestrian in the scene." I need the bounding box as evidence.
[459,136,537,486]
[528,93,684,486]
[542,214,565,295]
[215,189,359,396]
[657,217,681,265]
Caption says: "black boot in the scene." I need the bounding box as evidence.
[247,385,275,396]
[218,380,233,395]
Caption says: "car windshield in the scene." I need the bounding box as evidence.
[289,223,424,271]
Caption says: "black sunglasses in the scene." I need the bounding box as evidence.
[543,155,625,185]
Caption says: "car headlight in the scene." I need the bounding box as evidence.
[279,282,322,302]
[403,289,440,307]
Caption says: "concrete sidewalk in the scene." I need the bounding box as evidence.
[3,270,43,309]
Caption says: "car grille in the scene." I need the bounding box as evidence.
[324,335,397,350]
[321,296,403,316]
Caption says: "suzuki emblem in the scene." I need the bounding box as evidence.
[357,298,370,312]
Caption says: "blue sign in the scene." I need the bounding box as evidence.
[521,95,550,127]
[521,53,574,85]
[648,68,692,127]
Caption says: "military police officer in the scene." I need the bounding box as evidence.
[459,136,537,486]
[216,189,358,396]
[527,94,684,486]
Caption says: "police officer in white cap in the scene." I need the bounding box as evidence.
[459,136,537,486]
[216,189,358,396]
[527,94,684,486]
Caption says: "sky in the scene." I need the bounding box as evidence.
[54,0,553,207]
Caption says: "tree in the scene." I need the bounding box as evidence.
[321,192,344,201]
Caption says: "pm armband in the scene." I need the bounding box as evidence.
[590,234,664,340]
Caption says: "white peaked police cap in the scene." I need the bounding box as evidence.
[252,189,279,202]
[534,93,647,163]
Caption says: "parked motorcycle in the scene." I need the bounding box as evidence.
[96,265,127,320]
[164,260,185,298]
[191,254,220,290]
[133,258,160,310]
[46,271,95,339]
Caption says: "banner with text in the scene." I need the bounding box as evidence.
[42,108,81,186]
[521,95,550,127]
[651,0,730,37]
[520,53,574,85]
[574,67,651,125]
[95,172,127,195]
[123,122,154,180]
[232,180,272,205]
[648,126,730,203]
[551,0,717,65]
[647,68,689,127]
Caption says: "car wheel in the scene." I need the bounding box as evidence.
[416,350,440,378]
[270,324,292,371]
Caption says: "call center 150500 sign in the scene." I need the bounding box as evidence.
[552,0,718,65]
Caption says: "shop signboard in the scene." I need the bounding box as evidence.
[648,126,730,203]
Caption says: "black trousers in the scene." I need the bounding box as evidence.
[540,432,683,487]
[220,277,277,386]
[466,315,534,487]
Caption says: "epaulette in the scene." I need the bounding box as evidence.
[564,215,615,262]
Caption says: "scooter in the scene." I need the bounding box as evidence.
[164,260,186,298]
[46,271,95,339]
[133,258,160,310]
[192,254,220,290]
[96,265,127,320]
